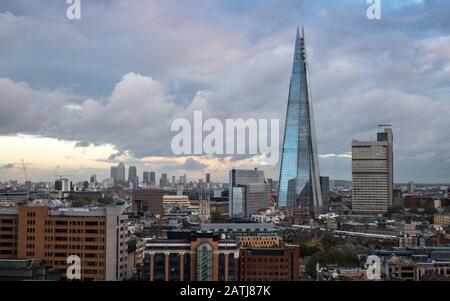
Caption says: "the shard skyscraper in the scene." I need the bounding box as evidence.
[278,27,323,216]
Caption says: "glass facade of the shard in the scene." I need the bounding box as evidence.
[278,28,323,216]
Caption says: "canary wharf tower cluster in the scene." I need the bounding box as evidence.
[278,28,324,216]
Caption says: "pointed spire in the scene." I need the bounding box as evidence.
[300,27,306,61]
[292,26,303,75]
[294,26,301,52]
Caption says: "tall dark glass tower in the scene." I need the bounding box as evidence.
[278,28,323,216]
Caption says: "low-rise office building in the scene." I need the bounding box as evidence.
[434,214,450,228]
[239,245,300,281]
[0,259,59,281]
[131,188,166,217]
[144,231,240,281]
[200,223,281,248]
[239,236,281,248]
[416,261,450,280]
[382,256,416,281]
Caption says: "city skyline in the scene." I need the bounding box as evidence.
[1,1,450,183]
[2,0,450,287]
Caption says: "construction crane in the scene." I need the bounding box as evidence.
[21,159,30,204]
[21,159,28,181]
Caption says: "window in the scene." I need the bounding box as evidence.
[0,242,14,247]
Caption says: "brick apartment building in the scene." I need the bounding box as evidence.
[239,245,300,281]
[131,188,166,216]
[0,206,129,280]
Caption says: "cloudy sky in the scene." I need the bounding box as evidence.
[0,0,449,184]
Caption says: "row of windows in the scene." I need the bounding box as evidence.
[46,236,105,242]
[45,258,105,267]
[0,234,15,239]
[52,229,103,234]
[47,252,105,258]
[0,242,15,247]
[46,220,104,226]
[245,257,287,263]
[48,245,104,251]
[0,227,15,231]
[0,219,15,224]
[244,264,289,270]
[246,271,289,276]
[52,236,105,242]
[0,250,16,255]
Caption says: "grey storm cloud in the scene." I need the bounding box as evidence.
[161,158,207,172]
[74,141,91,148]
[0,163,15,169]
[0,0,450,182]
[178,158,208,171]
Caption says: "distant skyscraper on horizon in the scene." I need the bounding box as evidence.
[408,181,415,194]
[150,171,156,185]
[128,166,138,189]
[278,27,323,216]
[160,173,168,188]
[110,166,117,184]
[89,175,96,184]
[143,171,150,184]
[111,162,126,186]
[117,162,126,185]
[54,178,71,192]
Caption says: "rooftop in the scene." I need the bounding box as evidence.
[201,223,274,231]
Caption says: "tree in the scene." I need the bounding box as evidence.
[299,243,322,257]
[97,197,114,206]
[384,205,403,218]
[210,212,227,223]
[410,208,419,214]
[71,198,91,207]
[424,206,437,216]
[320,232,338,251]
